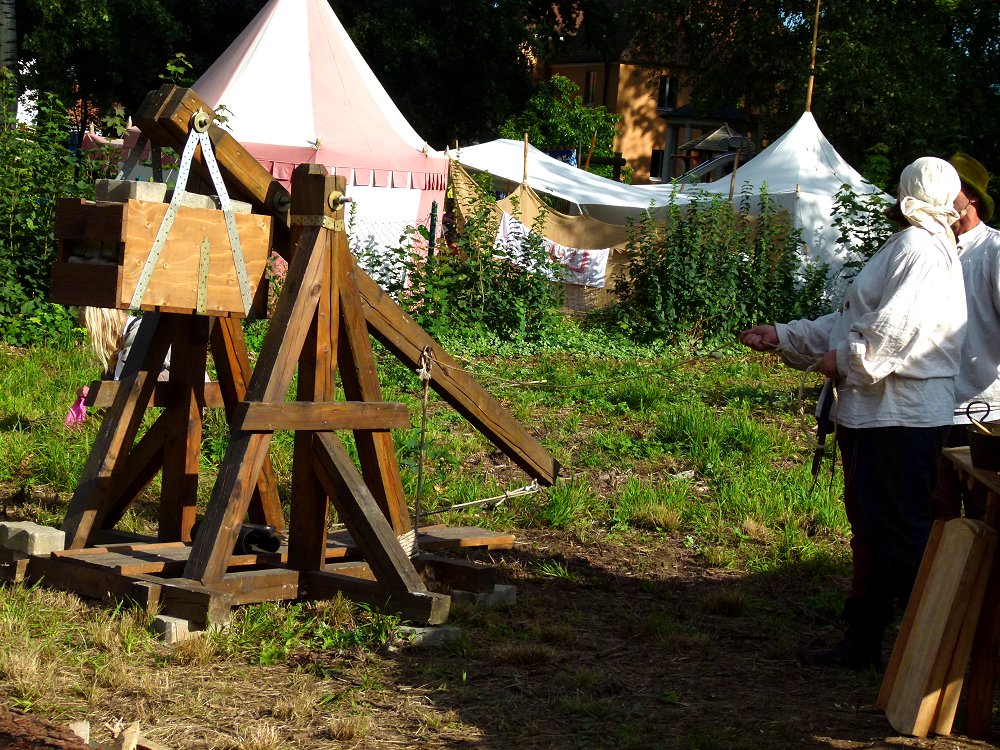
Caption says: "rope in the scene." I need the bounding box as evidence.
[398,346,434,558]
[420,480,540,517]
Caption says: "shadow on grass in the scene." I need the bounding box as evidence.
[384,531,993,750]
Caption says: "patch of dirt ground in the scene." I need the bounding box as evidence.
[368,527,999,750]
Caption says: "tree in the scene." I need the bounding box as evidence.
[624,0,1000,194]
[330,0,618,148]
[499,75,620,165]
[0,0,14,72]
[16,0,262,137]
[0,0,14,120]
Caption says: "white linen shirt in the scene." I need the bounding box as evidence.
[953,221,1000,423]
[774,226,966,428]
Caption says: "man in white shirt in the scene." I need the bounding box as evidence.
[740,157,967,669]
[930,153,999,521]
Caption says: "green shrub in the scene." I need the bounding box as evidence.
[356,173,564,340]
[607,186,830,343]
[0,71,97,346]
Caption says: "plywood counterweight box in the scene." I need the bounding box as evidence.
[51,197,272,317]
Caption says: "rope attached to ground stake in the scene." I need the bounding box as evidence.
[397,346,434,558]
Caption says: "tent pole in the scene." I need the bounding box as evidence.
[522,133,529,185]
[728,146,743,202]
[805,0,821,112]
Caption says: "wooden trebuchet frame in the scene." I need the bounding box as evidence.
[42,85,559,627]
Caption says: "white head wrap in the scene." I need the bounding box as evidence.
[898,156,961,245]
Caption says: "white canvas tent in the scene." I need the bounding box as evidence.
[192,0,448,248]
[685,111,890,275]
[449,139,689,224]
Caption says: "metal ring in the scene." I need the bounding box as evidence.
[327,191,344,210]
[966,400,991,422]
[192,111,211,133]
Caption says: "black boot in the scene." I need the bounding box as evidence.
[798,635,881,670]
[799,599,885,670]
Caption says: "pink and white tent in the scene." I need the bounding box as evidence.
[192,0,447,246]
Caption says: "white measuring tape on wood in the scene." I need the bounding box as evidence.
[129,111,254,315]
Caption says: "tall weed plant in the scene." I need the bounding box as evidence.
[0,71,98,346]
[357,173,564,340]
[831,184,895,285]
[609,186,829,343]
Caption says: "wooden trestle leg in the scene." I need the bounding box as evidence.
[62,313,174,549]
[183,221,329,584]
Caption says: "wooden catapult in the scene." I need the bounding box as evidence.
[37,85,559,626]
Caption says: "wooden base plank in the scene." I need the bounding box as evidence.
[325,525,515,552]
[413,554,498,593]
[300,570,450,625]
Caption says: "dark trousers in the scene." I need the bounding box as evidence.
[837,425,950,632]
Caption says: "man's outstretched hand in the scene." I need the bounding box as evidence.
[738,325,779,352]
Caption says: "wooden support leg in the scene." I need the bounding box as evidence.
[158,314,209,541]
[98,413,167,530]
[62,314,174,549]
[184,226,328,584]
[211,317,285,530]
[312,432,426,593]
[288,183,340,570]
[338,249,410,535]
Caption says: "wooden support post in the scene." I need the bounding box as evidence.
[98,414,167,530]
[184,224,328,584]
[62,314,174,549]
[311,432,426,594]
[337,246,411,534]
[158,314,209,541]
[288,166,342,571]
[964,491,1000,739]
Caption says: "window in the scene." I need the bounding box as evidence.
[657,75,677,111]
[650,149,664,181]
[584,71,597,105]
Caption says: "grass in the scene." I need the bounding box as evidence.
[0,322,859,747]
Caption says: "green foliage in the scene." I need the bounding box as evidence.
[499,75,620,171]
[331,0,618,147]
[357,173,565,341]
[0,70,90,346]
[607,185,830,343]
[219,599,399,666]
[158,51,194,86]
[831,184,895,284]
[626,0,1000,182]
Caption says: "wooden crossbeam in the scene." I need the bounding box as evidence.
[235,401,410,432]
[86,380,225,409]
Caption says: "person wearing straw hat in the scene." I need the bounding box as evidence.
[929,153,999,522]
[739,156,968,669]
